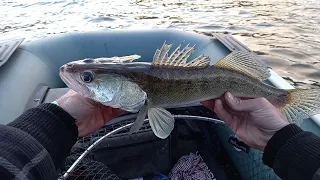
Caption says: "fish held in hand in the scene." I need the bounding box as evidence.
[59,42,320,139]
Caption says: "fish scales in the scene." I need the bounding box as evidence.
[59,42,320,139]
[125,66,286,108]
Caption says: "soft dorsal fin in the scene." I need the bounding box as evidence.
[215,51,270,81]
[152,42,210,69]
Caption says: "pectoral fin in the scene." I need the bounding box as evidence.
[148,107,175,139]
[129,104,148,133]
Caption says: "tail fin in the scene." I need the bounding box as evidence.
[282,89,320,125]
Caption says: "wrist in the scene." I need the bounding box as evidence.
[260,117,290,151]
[263,124,303,166]
[258,132,274,151]
[56,97,73,118]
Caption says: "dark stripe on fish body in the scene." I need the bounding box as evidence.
[127,66,289,108]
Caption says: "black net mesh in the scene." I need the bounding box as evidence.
[59,119,152,180]
[64,155,120,180]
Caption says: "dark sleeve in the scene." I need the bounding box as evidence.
[263,124,320,180]
[0,103,78,180]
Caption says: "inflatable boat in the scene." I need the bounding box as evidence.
[1,29,320,180]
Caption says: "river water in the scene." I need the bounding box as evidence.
[1,0,320,88]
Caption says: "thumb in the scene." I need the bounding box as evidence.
[224,92,261,112]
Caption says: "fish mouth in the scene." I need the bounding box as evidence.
[59,70,89,97]
[60,62,75,72]
[59,71,72,86]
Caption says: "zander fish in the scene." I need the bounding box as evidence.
[59,42,320,139]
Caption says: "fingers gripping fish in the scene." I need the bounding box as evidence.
[59,42,320,139]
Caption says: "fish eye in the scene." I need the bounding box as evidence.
[81,71,94,83]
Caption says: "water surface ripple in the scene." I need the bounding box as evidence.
[1,0,320,88]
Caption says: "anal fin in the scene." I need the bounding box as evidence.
[148,107,175,139]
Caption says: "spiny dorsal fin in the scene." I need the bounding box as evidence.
[215,51,270,81]
[152,42,210,69]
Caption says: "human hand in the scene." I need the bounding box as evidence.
[201,92,289,151]
[56,90,126,137]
